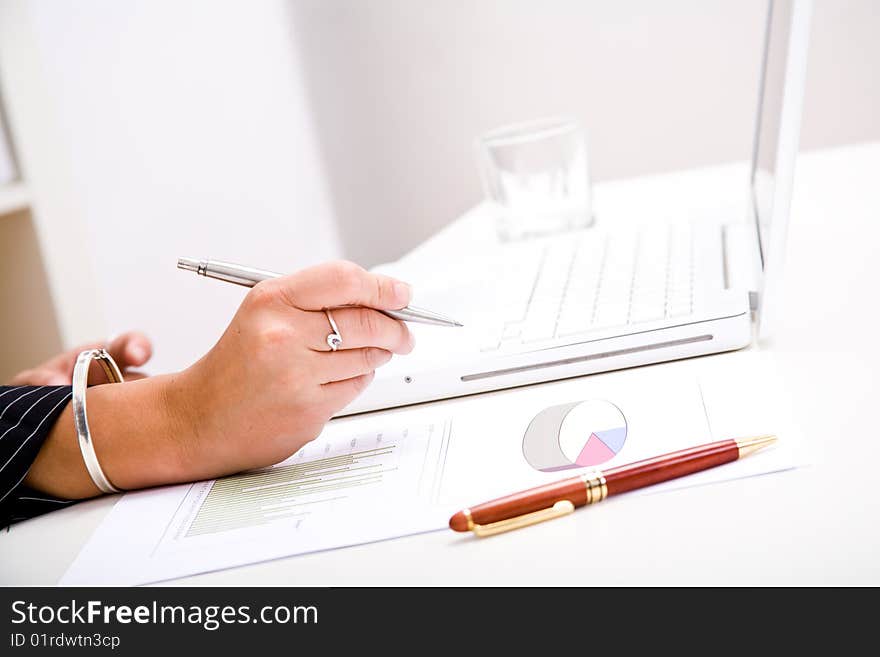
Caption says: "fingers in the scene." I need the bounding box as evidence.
[107,331,153,369]
[8,369,70,386]
[46,340,105,381]
[315,348,392,384]
[271,260,412,311]
[6,332,153,387]
[303,307,414,354]
[75,332,152,385]
[319,371,376,412]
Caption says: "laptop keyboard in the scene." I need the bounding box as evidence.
[481,224,696,351]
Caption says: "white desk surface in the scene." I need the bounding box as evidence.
[3,142,878,586]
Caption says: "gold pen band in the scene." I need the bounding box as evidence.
[581,472,608,505]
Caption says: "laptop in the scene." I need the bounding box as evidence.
[344,0,812,416]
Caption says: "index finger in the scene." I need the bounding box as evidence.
[275,260,412,311]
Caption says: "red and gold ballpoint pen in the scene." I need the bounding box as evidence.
[449,435,777,537]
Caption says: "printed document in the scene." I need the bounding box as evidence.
[63,364,801,584]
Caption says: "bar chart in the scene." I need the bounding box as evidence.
[168,420,451,541]
[187,444,398,536]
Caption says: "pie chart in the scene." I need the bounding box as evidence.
[522,400,627,472]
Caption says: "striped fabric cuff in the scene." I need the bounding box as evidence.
[0,385,75,528]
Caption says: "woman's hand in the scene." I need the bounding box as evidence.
[160,260,415,482]
[9,331,153,385]
[25,260,413,499]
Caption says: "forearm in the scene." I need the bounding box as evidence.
[19,263,414,503]
[23,373,191,499]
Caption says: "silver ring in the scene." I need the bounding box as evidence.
[324,309,343,351]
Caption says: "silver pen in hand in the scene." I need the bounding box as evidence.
[177,257,463,327]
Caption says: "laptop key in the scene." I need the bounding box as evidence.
[501,322,523,339]
[522,318,558,343]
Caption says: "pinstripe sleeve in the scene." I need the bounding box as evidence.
[0,385,76,528]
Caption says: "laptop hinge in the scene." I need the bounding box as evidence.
[749,290,759,311]
[723,223,762,301]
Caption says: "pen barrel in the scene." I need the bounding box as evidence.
[201,260,280,288]
[466,479,589,527]
[181,258,461,327]
[603,438,739,496]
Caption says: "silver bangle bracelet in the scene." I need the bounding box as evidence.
[72,349,125,494]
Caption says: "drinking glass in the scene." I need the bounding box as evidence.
[476,117,593,241]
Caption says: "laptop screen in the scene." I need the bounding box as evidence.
[749,0,811,339]
[750,0,794,268]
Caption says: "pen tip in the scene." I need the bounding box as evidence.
[735,434,778,459]
[454,321,464,327]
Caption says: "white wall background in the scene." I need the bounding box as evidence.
[1,0,878,373]
[290,0,880,265]
[0,0,341,373]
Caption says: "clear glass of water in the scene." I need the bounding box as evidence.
[476,117,593,241]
